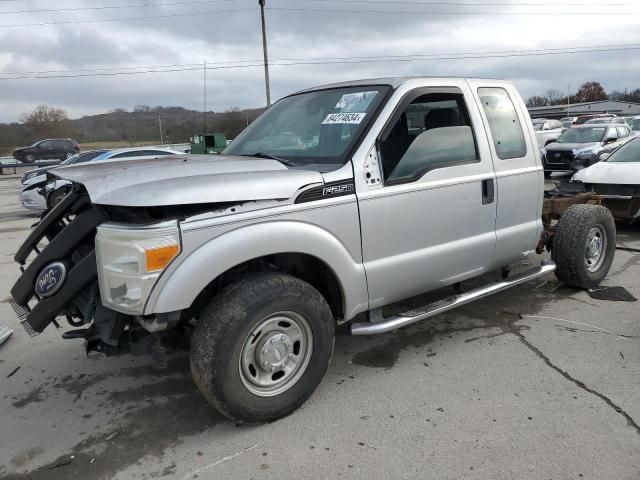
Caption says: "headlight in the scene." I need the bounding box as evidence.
[95,220,181,315]
[22,171,39,183]
[574,147,599,158]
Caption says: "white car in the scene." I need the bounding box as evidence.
[20,147,183,211]
[572,136,640,221]
[628,116,640,136]
[533,118,564,148]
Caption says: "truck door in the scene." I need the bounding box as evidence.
[466,81,543,267]
[357,84,498,309]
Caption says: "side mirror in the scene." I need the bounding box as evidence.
[605,136,617,144]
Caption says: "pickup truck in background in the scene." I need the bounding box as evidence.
[10,77,616,423]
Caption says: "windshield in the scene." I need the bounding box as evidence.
[608,138,640,162]
[224,86,389,166]
[629,118,640,131]
[556,127,605,144]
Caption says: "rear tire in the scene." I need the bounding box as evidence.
[552,204,616,289]
[190,272,335,424]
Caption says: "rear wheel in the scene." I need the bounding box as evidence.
[190,272,335,423]
[552,204,616,289]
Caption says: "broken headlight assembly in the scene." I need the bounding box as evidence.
[95,220,181,315]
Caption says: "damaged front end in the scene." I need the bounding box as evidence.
[9,186,185,357]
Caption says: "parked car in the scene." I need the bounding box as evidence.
[628,116,640,136]
[10,77,615,424]
[19,147,182,211]
[532,118,563,147]
[560,116,577,127]
[12,139,80,163]
[542,124,633,173]
[19,150,107,211]
[584,117,627,125]
[572,136,640,222]
[21,150,107,184]
[573,114,618,125]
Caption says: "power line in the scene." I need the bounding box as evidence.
[269,6,640,15]
[310,0,639,5]
[0,0,234,15]
[0,3,638,26]
[3,42,640,77]
[0,7,253,28]
[2,44,640,80]
[3,0,634,15]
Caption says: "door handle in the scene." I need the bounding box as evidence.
[481,179,494,205]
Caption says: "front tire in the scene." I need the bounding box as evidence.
[552,204,616,289]
[24,153,35,163]
[190,272,335,423]
[48,187,68,209]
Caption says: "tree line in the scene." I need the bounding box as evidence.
[0,104,265,154]
[526,80,640,108]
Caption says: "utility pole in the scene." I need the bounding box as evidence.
[567,83,570,117]
[203,59,207,135]
[259,0,271,106]
[158,115,164,144]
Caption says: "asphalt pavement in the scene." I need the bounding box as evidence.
[0,175,639,480]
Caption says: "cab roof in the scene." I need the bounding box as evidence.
[293,76,510,95]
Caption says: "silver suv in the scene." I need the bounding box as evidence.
[10,78,616,423]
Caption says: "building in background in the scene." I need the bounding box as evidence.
[528,100,640,119]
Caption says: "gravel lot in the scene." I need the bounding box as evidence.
[0,174,639,480]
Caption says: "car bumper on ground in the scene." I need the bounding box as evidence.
[19,187,46,211]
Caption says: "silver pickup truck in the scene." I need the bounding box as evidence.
[10,77,616,423]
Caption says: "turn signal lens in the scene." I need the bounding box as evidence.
[145,244,180,272]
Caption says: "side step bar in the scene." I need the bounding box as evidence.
[351,260,556,336]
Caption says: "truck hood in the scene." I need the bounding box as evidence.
[51,154,324,207]
[572,161,640,185]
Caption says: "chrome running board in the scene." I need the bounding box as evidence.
[351,260,556,336]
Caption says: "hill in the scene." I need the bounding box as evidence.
[0,106,264,155]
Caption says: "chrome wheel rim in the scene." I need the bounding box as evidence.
[585,224,607,272]
[239,311,313,397]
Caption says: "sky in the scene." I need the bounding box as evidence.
[0,0,639,122]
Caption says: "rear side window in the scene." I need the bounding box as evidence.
[478,87,526,159]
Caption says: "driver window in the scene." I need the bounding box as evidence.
[379,92,479,183]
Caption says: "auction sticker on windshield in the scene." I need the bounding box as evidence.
[335,91,378,112]
[322,112,366,125]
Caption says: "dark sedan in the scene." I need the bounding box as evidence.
[542,124,632,174]
[12,138,80,163]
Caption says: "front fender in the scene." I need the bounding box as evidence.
[144,220,369,320]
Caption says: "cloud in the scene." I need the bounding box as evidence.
[0,0,639,122]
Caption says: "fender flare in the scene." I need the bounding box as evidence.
[144,220,369,320]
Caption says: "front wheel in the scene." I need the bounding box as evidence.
[190,272,335,423]
[552,204,616,289]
